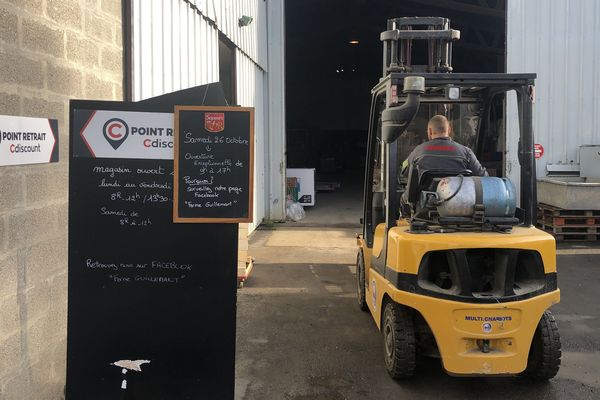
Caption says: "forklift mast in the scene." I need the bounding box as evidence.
[380,17,460,77]
[363,17,538,243]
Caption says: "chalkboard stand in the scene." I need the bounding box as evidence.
[67,84,238,400]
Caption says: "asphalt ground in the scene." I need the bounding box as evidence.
[235,227,600,400]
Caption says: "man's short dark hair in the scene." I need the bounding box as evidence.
[428,115,449,134]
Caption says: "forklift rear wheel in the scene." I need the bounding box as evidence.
[356,250,368,311]
[522,310,561,380]
[382,301,416,379]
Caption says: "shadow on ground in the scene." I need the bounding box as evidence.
[235,228,599,400]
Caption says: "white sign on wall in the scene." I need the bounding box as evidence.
[0,115,59,166]
[78,110,174,160]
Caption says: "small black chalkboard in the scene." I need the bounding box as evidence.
[173,106,254,223]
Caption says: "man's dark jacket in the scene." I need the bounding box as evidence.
[404,136,487,176]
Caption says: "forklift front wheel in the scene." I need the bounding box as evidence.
[382,301,416,379]
[356,250,368,312]
[522,310,561,380]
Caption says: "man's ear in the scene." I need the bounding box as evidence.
[427,127,433,140]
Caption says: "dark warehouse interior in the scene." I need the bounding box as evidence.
[284,0,506,216]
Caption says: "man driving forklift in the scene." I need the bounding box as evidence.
[402,115,488,177]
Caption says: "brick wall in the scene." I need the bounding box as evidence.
[0,1,123,399]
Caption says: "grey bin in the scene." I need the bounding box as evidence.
[537,178,600,210]
[580,145,600,179]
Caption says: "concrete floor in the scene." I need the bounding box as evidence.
[235,222,600,400]
[288,172,364,228]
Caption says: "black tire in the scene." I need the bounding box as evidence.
[382,301,416,379]
[522,310,561,380]
[356,250,368,311]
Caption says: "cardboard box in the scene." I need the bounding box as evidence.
[286,168,316,206]
[286,176,299,202]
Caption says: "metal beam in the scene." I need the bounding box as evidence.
[455,42,504,54]
[403,0,505,18]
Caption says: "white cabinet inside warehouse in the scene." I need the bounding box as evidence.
[506,0,600,204]
[128,0,286,279]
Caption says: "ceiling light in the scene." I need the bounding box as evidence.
[349,40,359,45]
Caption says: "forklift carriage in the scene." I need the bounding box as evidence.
[356,17,561,379]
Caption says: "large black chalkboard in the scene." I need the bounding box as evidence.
[67,84,237,400]
[174,106,254,223]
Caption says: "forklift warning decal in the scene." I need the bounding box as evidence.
[371,279,377,310]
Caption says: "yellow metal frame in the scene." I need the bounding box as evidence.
[359,224,560,375]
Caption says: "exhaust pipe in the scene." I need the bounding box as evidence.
[381,76,425,143]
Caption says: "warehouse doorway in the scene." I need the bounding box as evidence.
[218,34,236,106]
[285,0,506,226]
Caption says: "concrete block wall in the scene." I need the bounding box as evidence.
[0,1,123,399]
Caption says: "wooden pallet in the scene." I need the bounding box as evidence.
[547,226,598,234]
[538,203,600,217]
[537,203,600,241]
[539,215,600,227]
[552,233,600,241]
[538,217,600,231]
[237,256,255,288]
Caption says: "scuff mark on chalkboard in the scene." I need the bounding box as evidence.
[112,359,150,372]
[111,359,151,391]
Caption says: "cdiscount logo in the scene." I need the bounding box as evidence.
[79,110,174,160]
[143,138,173,149]
[103,118,129,149]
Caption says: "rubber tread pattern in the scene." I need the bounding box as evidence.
[356,250,368,311]
[383,302,417,379]
[523,310,561,380]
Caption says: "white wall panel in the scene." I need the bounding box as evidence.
[132,0,219,100]
[131,0,280,228]
[507,0,600,177]
[236,49,266,230]
[265,0,286,220]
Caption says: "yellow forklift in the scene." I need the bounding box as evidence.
[356,17,561,379]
